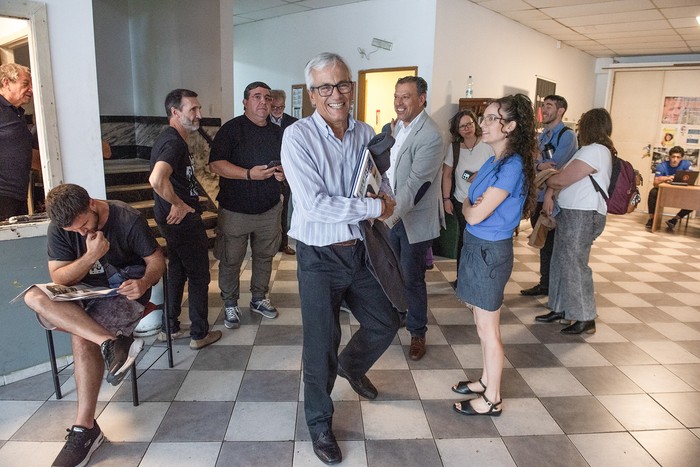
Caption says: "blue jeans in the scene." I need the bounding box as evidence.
[389,220,432,337]
[296,241,399,440]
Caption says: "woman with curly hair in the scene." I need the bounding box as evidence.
[451,94,537,416]
[442,110,494,286]
[539,108,613,334]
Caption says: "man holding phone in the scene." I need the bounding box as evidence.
[209,81,285,329]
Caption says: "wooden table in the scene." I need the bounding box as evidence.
[652,184,700,232]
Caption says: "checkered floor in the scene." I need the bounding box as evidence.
[1,212,699,466]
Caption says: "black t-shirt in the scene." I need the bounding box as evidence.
[0,95,34,201]
[209,115,282,214]
[150,126,201,224]
[47,201,159,291]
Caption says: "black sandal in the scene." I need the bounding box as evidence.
[453,394,502,417]
[452,378,486,395]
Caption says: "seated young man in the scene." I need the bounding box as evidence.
[646,145,695,232]
[24,183,164,467]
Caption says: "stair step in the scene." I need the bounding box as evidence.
[107,183,153,203]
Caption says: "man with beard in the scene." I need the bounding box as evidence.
[149,89,221,349]
[209,82,285,329]
[23,183,165,467]
[0,63,37,220]
[522,95,578,301]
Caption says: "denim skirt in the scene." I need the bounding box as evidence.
[456,230,514,312]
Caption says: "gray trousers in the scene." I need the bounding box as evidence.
[548,208,606,322]
[214,201,282,303]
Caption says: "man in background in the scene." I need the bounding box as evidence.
[149,88,221,350]
[0,63,36,220]
[646,145,695,232]
[268,89,298,255]
[523,95,577,302]
[209,82,284,329]
[385,76,444,361]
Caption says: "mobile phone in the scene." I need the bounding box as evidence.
[267,160,281,169]
[462,170,474,180]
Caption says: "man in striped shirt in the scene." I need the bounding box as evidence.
[281,52,400,466]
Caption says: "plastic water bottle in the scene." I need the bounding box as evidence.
[466,76,473,98]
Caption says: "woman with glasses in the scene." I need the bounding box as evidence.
[442,110,494,287]
[451,95,536,416]
[540,108,613,335]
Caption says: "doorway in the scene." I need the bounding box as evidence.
[357,67,417,134]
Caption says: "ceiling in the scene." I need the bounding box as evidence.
[233,0,700,58]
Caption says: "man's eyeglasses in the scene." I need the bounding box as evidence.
[310,81,352,97]
[271,105,285,111]
[459,122,475,129]
[481,114,505,124]
[249,94,272,102]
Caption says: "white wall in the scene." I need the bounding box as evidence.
[126,0,222,117]
[233,0,437,118]
[45,0,105,197]
[432,0,597,137]
[93,0,134,115]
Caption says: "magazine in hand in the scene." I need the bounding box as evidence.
[350,147,381,198]
[10,282,118,304]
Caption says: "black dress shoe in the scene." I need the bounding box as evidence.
[561,320,596,335]
[313,431,342,465]
[535,311,565,323]
[520,284,548,296]
[337,366,378,399]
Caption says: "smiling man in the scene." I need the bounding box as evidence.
[209,81,285,329]
[384,76,445,361]
[0,63,36,220]
[281,52,400,465]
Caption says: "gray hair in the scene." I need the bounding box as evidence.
[270,89,286,100]
[0,63,31,85]
[304,52,351,89]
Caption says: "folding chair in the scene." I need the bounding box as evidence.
[45,268,173,406]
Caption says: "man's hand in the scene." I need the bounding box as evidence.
[444,198,454,215]
[273,165,286,182]
[85,231,110,260]
[167,202,195,225]
[249,164,278,180]
[371,193,396,221]
[665,175,675,183]
[117,278,149,300]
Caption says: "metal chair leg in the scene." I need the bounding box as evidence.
[45,330,62,399]
[131,364,139,406]
[162,265,174,368]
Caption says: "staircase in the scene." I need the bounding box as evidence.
[104,159,218,248]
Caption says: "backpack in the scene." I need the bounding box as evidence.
[589,152,641,215]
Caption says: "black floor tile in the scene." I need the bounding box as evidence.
[236,370,300,402]
[216,441,294,467]
[153,401,233,441]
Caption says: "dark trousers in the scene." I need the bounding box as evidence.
[280,182,291,248]
[530,202,555,289]
[389,220,432,337]
[647,187,692,218]
[0,195,28,221]
[452,199,468,271]
[297,241,399,440]
[158,213,211,340]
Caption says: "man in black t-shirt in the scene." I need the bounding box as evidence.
[150,89,221,350]
[209,81,285,327]
[23,184,165,467]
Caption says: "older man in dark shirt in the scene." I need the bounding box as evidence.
[0,63,35,220]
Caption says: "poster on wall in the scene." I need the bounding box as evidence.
[651,96,700,173]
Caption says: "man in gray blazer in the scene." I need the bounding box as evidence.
[385,76,445,360]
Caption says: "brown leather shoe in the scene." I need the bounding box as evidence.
[409,336,426,361]
[280,245,296,255]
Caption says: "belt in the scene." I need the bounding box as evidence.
[331,239,358,247]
